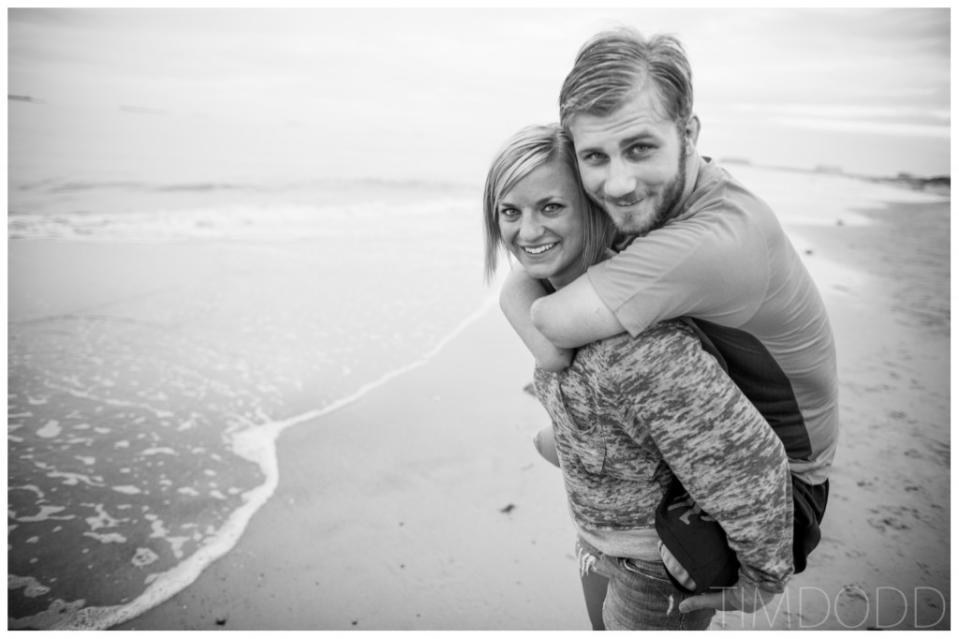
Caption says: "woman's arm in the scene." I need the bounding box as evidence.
[615,323,794,594]
[499,267,574,371]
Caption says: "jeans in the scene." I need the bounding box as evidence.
[578,540,715,631]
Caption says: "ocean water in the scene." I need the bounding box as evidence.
[7,173,497,629]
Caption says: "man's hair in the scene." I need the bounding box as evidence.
[482,123,616,283]
[559,28,694,130]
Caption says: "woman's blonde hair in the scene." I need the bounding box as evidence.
[482,123,617,283]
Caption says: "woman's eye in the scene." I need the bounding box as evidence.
[543,203,563,214]
[499,207,519,220]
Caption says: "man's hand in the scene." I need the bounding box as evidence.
[678,580,777,614]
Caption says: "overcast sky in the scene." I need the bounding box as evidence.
[7,7,951,184]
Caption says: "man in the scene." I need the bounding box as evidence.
[501,28,838,615]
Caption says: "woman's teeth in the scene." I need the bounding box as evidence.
[523,243,556,255]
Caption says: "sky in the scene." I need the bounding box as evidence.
[6,7,952,185]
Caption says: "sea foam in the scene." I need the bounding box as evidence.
[22,292,500,630]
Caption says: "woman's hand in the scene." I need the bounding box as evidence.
[533,426,561,468]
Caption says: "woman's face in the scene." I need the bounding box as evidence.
[497,160,587,289]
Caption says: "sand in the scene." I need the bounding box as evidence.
[40,194,951,631]
[714,200,951,630]
[114,293,589,630]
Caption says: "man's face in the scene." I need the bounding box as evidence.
[569,83,689,236]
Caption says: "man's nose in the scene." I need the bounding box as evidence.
[604,158,637,200]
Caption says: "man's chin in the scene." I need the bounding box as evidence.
[619,214,659,236]
[604,204,657,235]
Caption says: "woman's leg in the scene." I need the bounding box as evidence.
[580,570,609,630]
[602,556,714,630]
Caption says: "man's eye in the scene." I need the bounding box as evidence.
[627,144,654,159]
[581,152,605,164]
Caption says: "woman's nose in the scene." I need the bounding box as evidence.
[518,213,544,241]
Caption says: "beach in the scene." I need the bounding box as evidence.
[7,8,951,632]
[8,167,949,631]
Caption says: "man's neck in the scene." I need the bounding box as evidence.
[661,150,704,225]
[681,151,703,204]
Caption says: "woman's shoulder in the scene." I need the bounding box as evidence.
[578,320,698,379]
[609,319,697,354]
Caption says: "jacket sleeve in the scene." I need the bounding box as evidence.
[612,322,794,592]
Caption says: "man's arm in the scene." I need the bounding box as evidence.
[499,267,574,371]
[534,214,771,347]
[529,272,625,349]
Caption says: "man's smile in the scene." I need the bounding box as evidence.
[608,197,643,208]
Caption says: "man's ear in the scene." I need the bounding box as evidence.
[685,115,701,148]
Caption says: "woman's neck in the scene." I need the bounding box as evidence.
[547,265,587,291]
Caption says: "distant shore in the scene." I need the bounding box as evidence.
[718,156,950,196]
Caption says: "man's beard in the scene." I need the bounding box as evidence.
[648,134,688,233]
[612,132,689,238]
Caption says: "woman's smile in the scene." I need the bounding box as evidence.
[521,242,558,256]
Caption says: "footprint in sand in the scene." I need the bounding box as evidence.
[840,584,869,602]
[923,440,950,465]
[867,504,923,534]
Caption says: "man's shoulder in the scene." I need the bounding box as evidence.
[684,158,778,225]
[655,162,780,265]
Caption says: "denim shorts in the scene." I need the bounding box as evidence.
[578,540,715,631]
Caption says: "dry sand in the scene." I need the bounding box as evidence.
[112,196,949,631]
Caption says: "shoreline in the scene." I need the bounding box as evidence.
[7,235,495,630]
[118,197,950,630]
[116,300,589,630]
[10,194,950,630]
[10,274,502,630]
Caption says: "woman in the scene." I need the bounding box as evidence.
[482,124,793,630]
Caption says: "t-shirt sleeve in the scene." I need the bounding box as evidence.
[610,323,794,592]
[586,210,769,336]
